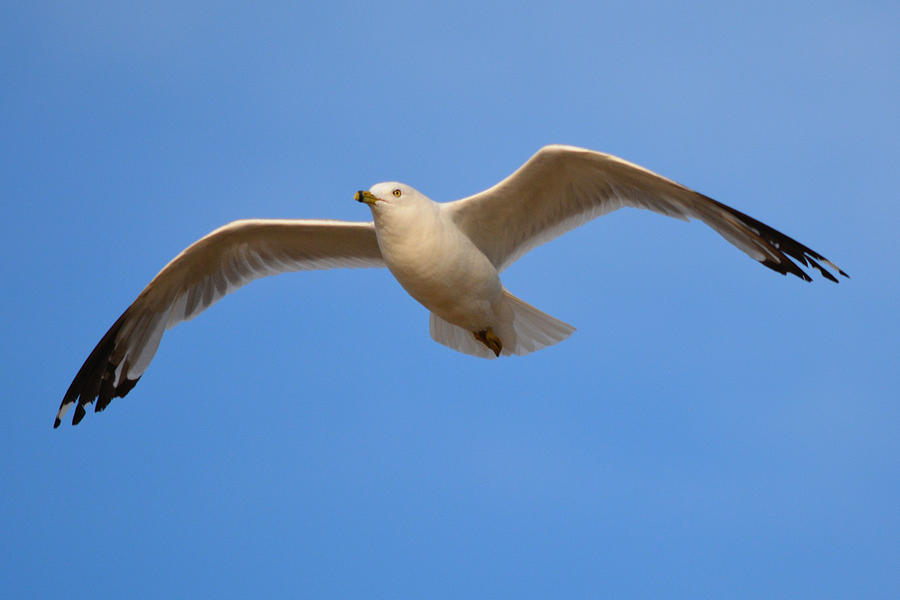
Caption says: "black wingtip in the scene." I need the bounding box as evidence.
[73,403,86,426]
[56,311,138,427]
[806,257,839,283]
[709,196,847,284]
[53,417,61,429]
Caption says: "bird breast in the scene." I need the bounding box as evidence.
[373,205,502,327]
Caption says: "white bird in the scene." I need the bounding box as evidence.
[55,145,847,427]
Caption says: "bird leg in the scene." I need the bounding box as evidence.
[473,327,502,357]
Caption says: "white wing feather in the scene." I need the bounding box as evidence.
[445,145,846,280]
[56,219,383,427]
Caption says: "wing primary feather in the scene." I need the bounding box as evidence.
[447,146,847,283]
[55,310,133,427]
[56,219,383,426]
[704,195,848,282]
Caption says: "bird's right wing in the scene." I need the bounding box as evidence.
[56,219,383,427]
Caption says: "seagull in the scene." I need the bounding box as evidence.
[54,145,847,427]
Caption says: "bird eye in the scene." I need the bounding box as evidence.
[392,188,402,197]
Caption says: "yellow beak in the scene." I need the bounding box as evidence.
[354,190,378,206]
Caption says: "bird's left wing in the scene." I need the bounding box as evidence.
[445,145,846,281]
[56,219,383,427]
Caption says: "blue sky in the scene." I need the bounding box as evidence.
[2,1,898,597]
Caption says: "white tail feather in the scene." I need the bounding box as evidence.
[429,290,575,358]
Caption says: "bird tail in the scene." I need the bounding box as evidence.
[428,290,575,359]
[499,290,576,355]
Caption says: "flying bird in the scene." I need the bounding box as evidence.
[55,145,847,427]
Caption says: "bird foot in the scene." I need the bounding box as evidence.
[473,327,502,357]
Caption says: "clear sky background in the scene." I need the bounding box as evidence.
[2,1,897,598]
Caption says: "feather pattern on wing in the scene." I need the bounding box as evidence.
[55,219,383,427]
[445,145,847,281]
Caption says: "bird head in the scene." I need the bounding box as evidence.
[354,182,427,210]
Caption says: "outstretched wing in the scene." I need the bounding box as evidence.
[445,145,847,281]
[56,219,383,427]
